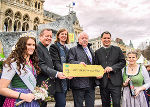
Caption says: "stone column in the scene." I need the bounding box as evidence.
[11,20,14,32]
[30,19,33,31]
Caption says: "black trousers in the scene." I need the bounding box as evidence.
[72,88,95,107]
[54,92,66,107]
[100,79,121,107]
[40,101,47,107]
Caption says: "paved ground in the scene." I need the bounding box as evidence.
[47,99,102,107]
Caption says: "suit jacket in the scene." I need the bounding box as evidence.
[68,43,96,89]
[95,45,126,88]
[37,42,57,95]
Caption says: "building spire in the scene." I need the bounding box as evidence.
[129,40,134,48]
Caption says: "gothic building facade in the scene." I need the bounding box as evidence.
[0,0,83,36]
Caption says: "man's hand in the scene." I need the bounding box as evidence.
[79,62,86,66]
[67,76,74,79]
[57,72,66,79]
[96,76,103,79]
[104,66,113,73]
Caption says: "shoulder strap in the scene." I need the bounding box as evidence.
[124,66,126,73]
[139,64,141,71]
[11,62,36,92]
[124,66,129,78]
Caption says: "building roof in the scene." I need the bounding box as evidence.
[44,10,61,20]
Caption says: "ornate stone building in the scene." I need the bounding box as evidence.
[0,0,83,35]
[89,36,130,53]
[89,37,102,52]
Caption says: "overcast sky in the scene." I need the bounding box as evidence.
[44,0,150,48]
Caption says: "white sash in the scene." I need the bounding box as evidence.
[11,62,36,92]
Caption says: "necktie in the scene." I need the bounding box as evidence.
[84,47,92,64]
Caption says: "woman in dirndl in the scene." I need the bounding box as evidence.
[0,33,40,107]
[122,51,150,107]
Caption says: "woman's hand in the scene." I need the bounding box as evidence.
[134,86,145,97]
[21,93,35,102]
[123,78,130,86]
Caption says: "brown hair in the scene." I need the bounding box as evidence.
[55,28,69,44]
[146,65,150,68]
[3,36,40,74]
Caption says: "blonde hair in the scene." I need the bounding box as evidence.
[39,28,52,37]
[127,51,138,58]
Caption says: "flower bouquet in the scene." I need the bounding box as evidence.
[16,78,53,106]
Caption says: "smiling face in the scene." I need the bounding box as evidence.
[55,29,69,44]
[58,30,68,43]
[101,33,111,47]
[25,38,36,56]
[40,30,52,47]
[127,53,137,65]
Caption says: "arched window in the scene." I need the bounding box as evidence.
[33,25,38,31]
[4,17,12,31]
[35,2,37,8]
[14,12,21,31]
[38,3,40,9]
[14,20,21,31]
[22,22,29,31]
[5,9,13,18]
[34,17,40,24]
[33,17,40,31]
[14,11,22,20]
[22,14,30,31]
[23,14,30,21]
[51,15,54,18]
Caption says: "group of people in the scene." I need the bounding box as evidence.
[0,28,150,107]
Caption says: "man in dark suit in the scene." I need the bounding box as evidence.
[37,28,66,107]
[68,32,95,107]
[95,31,126,107]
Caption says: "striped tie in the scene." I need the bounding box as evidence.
[84,47,92,64]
